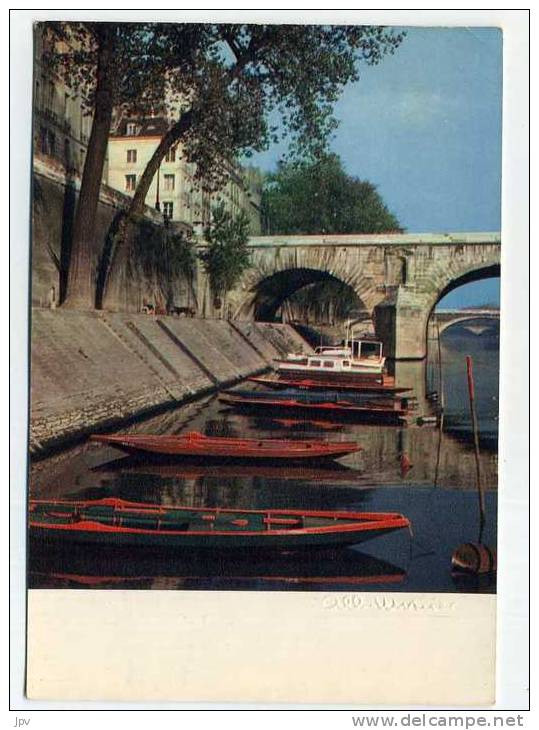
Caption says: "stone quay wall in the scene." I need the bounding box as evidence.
[30,309,310,456]
[32,157,193,312]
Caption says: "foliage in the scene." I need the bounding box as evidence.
[261,154,402,234]
[284,279,363,324]
[130,220,196,282]
[198,203,251,302]
[162,24,405,193]
[40,21,201,119]
[41,22,405,307]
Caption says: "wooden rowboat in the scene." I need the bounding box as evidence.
[29,497,410,550]
[90,431,360,461]
[219,391,408,419]
[248,374,411,394]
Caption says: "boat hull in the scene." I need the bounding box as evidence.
[276,363,385,378]
[30,524,406,550]
[29,498,410,552]
[219,393,408,422]
[248,375,410,393]
[90,433,360,461]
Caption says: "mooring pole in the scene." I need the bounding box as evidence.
[433,319,445,487]
[466,355,486,542]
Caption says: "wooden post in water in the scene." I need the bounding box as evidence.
[466,355,486,543]
[433,319,445,487]
[437,320,445,422]
[450,355,495,577]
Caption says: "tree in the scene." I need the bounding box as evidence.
[43,23,404,309]
[282,279,364,325]
[100,23,405,308]
[261,154,402,234]
[41,21,206,308]
[198,203,251,308]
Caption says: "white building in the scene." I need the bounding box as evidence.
[107,116,262,235]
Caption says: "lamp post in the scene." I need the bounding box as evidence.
[155,163,161,212]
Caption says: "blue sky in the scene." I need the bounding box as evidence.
[250,27,502,308]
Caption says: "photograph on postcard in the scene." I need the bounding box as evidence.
[27,22,500,599]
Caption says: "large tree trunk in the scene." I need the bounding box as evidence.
[62,26,117,309]
[101,111,193,311]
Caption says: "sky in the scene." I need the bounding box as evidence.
[250,27,502,308]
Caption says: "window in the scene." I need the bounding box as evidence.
[39,126,48,155]
[163,201,174,219]
[126,123,138,136]
[310,360,321,367]
[164,174,175,191]
[47,80,55,111]
[360,342,382,360]
[125,174,136,191]
[165,145,177,163]
[342,360,350,367]
[127,149,137,163]
[47,130,56,156]
[323,361,335,368]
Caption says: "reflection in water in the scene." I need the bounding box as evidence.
[29,545,408,591]
[29,327,498,593]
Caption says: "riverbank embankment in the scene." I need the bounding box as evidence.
[30,309,310,456]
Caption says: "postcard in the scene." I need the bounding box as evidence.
[10,10,529,709]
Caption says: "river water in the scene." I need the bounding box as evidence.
[28,324,499,594]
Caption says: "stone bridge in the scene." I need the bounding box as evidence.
[430,309,500,336]
[218,232,500,359]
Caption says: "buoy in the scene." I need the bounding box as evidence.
[451,542,497,575]
[400,452,413,478]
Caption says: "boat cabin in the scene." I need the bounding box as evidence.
[277,332,386,376]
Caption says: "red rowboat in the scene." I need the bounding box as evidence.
[248,374,411,393]
[29,497,411,550]
[219,392,408,419]
[90,431,360,461]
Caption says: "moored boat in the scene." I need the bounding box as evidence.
[276,325,387,380]
[219,389,409,420]
[248,373,410,393]
[90,431,360,461]
[29,497,411,550]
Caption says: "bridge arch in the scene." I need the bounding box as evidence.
[430,263,500,309]
[231,247,387,321]
[235,267,368,322]
[422,262,501,352]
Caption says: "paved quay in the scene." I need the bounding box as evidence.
[29,309,309,456]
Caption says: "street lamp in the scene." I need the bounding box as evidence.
[155,163,161,212]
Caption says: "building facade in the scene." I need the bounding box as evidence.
[33,24,106,180]
[107,116,262,235]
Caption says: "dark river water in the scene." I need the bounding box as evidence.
[28,324,499,594]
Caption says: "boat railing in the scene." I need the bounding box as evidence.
[314,346,352,355]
